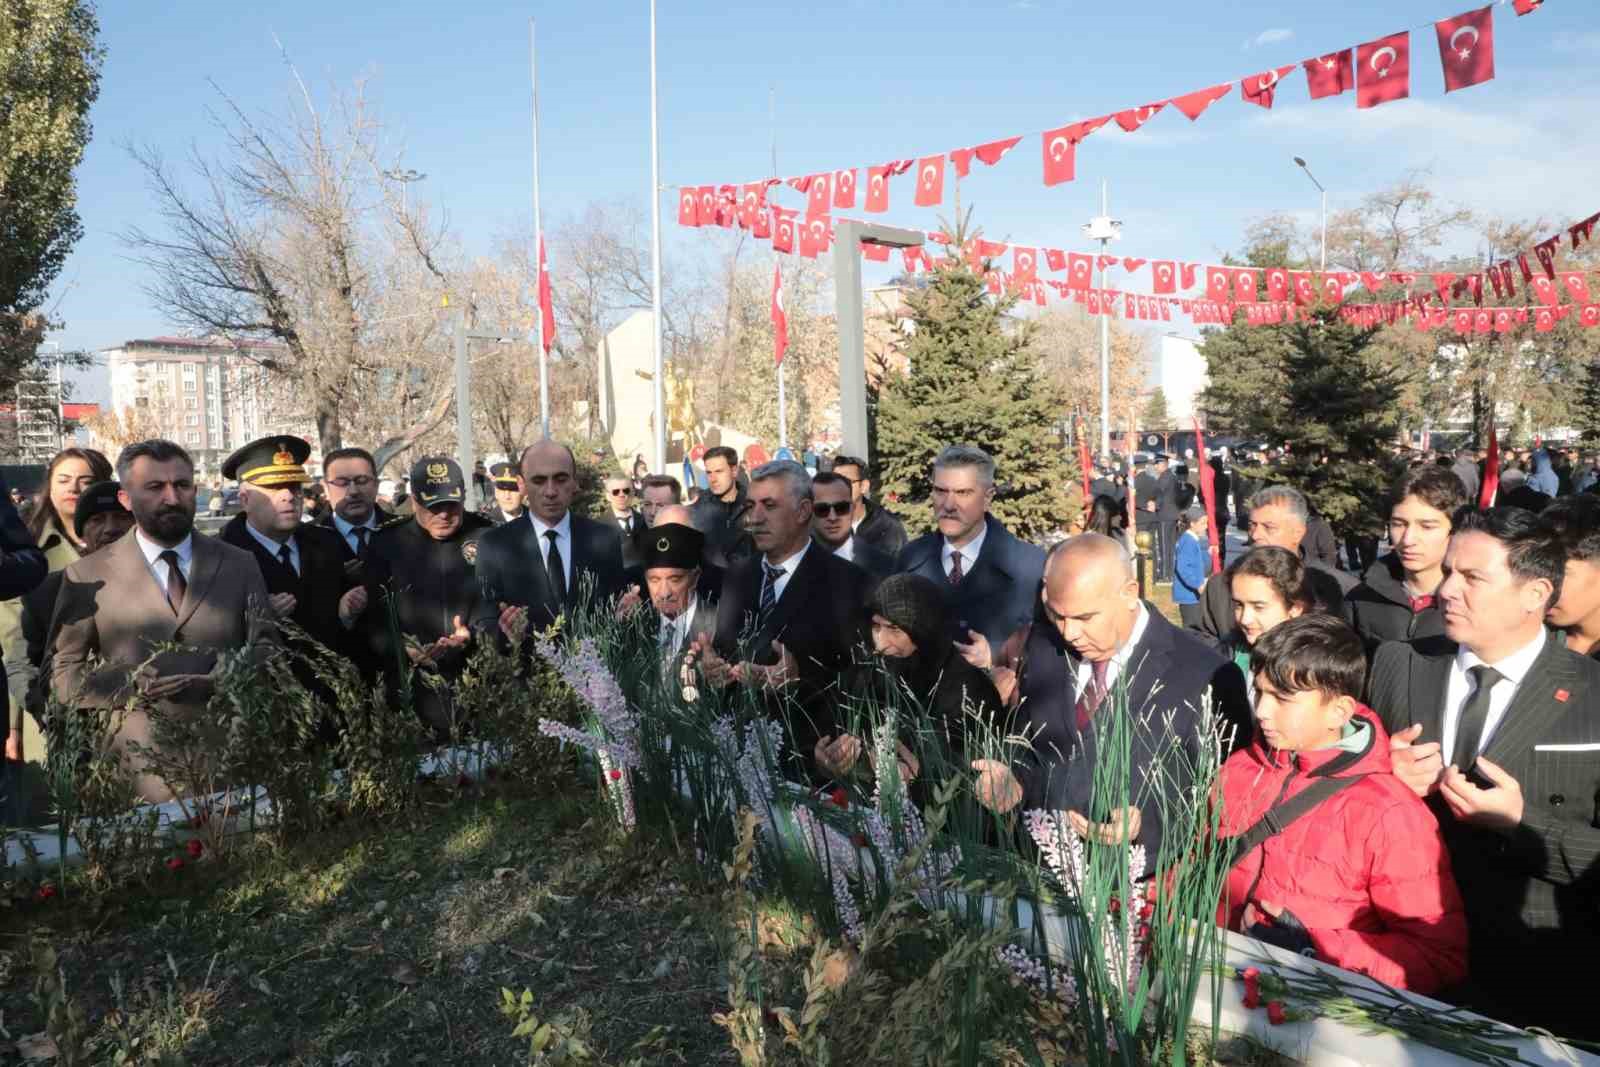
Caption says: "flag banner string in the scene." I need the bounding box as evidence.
[671,0,1544,220]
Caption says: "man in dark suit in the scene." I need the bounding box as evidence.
[1133,455,1160,562]
[635,522,718,688]
[810,472,894,586]
[50,439,274,802]
[318,447,391,581]
[599,475,646,569]
[894,445,1045,654]
[1154,454,1181,582]
[829,454,909,558]
[479,461,526,527]
[973,533,1250,866]
[474,440,627,639]
[1367,507,1600,1039]
[695,460,869,779]
[219,437,366,660]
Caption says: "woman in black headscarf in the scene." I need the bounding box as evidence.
[814,573,1005,802]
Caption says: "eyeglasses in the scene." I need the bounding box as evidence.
[609,487,632,497]
[813,501,852,517]
[328,476,375,489]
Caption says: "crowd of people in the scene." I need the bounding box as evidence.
[3,430,1600,1040]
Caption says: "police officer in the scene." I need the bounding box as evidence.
[480,462,526,527]
[359,456,491,741]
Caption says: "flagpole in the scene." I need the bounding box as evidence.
[648,0,666,474]
[771,84,787,452]
[530,17,550,439]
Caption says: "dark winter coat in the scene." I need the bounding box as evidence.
[1346,553,1448,656]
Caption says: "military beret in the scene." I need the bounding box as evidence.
[641,522,703,571]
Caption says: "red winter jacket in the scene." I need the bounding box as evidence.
[1215,708,1468,994]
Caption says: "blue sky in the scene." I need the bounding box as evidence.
[49,0,1600,403]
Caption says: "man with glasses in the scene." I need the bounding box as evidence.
[601,475,645,569]
[828,454,908,557]
[480,461,526,527]
[811,472,893,585]
[319,447,392,580]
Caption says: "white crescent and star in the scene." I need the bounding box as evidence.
[870,174,884,192]
[1048,136,1070,161]
[1450,25,1478,60]
[1370,46,1397,77]
[921,164,938,186]
[1257,71,1279,92]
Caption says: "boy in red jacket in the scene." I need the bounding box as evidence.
[1216,614,1467,994]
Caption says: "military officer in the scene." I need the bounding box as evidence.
[359,456,492,740]
[481,461,526,527]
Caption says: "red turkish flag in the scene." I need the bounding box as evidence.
[696,186,717,225]
[771,265,788,366]
[536,236,556,355]
[1512,0,1542,14]
[1356,32,1410,109]
[1531,276,1559,304]
[974,135,1021,166]
[1563,273,1592,303]
[1122,258,1146,273]
[1041,117,1109,187]
[861,241,890,263]
[797,217,825,258]
[1535,237,1560,279]
[806,173,832,218]
[752,207,771,240]
[771,209,796,254]
[677,188,700,227]
[1181,263,1199,290]
[1097,255,1119,272]
[1535,307,1556,332]
[737,184,766,229]
[1321,274,1346,304]
[1571,212,1600,250]
[864,165,891,213]
[1170,83,1232,121]
[1152,261,1177,294]
[1582,305,1600,328]
[1289,272,1315,305]
[1241,65,1296,108]
[1014,247,1038,284]
[1067,253,1093,290]
[948,147,977,179]
[1304,51,1355,99]
[1474,309,1494,333]
[1114,103,1166,132]
[1234,269,1260,303]
[1436,8,1495,92]
[1045,249,1066,272]
[1205,267,1232,303]
[914,155,944,207]
[833,169,857,209]
[1431,273,1456,301]
[1266,268,1289,302]
[1452,308,1474,334]
[714,185,738,227]
[1494,309,1514,333]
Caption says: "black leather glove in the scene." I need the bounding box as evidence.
[1246,906,1317,957]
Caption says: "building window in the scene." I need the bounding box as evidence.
[185,415,200,426]
[186,431,201,445]
[184,397,198,409]
[183,379,196,392]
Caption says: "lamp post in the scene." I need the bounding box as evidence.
[383,167,426,215]
[832,220,926,460]
[450,303,517,510]
[1082,180,1122,459]
[1293,156,1327,272]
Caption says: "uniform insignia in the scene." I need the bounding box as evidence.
[461,540,479,564]
[427,462,449,483]
[656,537,671,552]
[273,446,295,466]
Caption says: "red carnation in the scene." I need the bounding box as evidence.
[185,839,204,859]
[1243,987,1261,1010]
[609,769,623,781]
[1241,966,1260,982]
[1138,899,1155,920]
[165,857,184,872]
[1267,1001,1287,1025]
[1107,895,1121,917]
[829,788,848,809]
[34,883,58,903]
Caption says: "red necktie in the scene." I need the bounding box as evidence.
[1076,659,1110,730]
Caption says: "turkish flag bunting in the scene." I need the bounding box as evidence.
[1170,83,1232,121]
[1304,50,1356,99]
[1034,283,1047,307]
[737,184,767,229]
[1205,268,1231,303]
[1097,255,1119,272]
[752,207,771,240]
[1563,272,1592,303]
[1014,247,1038,283]
[1582,305,1600,328]
[978,240,1009,259]
[1041,117,1109,187]
[771,265,788,366]
[1359,272,1386,294]
[901,247,922,273]
[715,185,738,227]
[1494,309,1514,333]
[1321,274,1346,304]
[949,148,977,179]
[1045,249,1067,272]
[833,169,857,209]
[1242,65,1296,108]
[1535,307,1556,333]
[1122,258,1146,273]
[974,136,1022,166]
[914,155,945,207]
[1571,212,1600,249]
[1086,291,1101,316]
[1356,32,1410,109]
[1474,309,1493,334]
[1496,261,1516,298]
[1114,103,1166,132]
[1181,263,1199,290]
[1531,276,1559,304]
[1266,268,1289,302]
[1436,7,1495,93]
[1535,237,1559,278]
[861,242,890,263]
[1234,269,1259,303]
[864,165,892,213]
[697,186,717,225]
[1512,0,1542,14]
[1067,253,1093,290]
[772,210,796,254]
[806,174,832,218]
[1452,309,1474,334]
[1488,264,1506,299]
[1152,261,1178,294]
[678,188,700,227]
[1432,273,1456,301]
[797,217,829,259]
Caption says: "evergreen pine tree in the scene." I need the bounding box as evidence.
[875,229,1074,539]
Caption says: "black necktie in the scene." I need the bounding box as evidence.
[544,530,568,605]
[353,526,370,559]
[1452,664,1503,770]
[757,561,783,634]
[278,543,295,575]
[160,550,186,615]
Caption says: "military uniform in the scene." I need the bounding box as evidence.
[358,457,491,739]
[479,461,526,527]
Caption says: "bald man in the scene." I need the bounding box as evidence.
[472,440,627,636]
[973,533,1250,867]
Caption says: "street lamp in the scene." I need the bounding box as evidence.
[1293,157,1327,272]
[383,167,427,214]
[1082,180,1122,460]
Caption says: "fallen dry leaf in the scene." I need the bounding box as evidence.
[16,1032,58,1061]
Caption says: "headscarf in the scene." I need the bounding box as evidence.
[864,572,952,696]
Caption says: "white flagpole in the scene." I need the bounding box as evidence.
[530,17,550,439]
[772,85,787,452]
[649,0,666,474]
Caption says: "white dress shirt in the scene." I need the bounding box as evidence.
[135,529,194,595]
[942,522,987,579]
[332,512,380,556]
[1441,628,1546,761]
[529,511,574,588]
[244,521,300,575]
[658,595,700,661]
[832,536,856,563]
[763,543,810,602]
[1074,602,1152,696]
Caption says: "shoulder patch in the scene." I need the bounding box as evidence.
[461,539,479,565]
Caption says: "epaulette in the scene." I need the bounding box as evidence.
[378,513,413,532]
